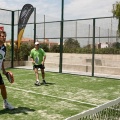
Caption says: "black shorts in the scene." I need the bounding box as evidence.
[33,64,45,70]
[0,74,4,85]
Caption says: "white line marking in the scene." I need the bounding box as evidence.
[2,73,34,78]
[6,86,97,107]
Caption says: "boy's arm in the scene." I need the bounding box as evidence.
[43,55,46,64]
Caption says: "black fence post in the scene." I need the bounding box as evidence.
[92,18,95,77]
[59,0,64,73]
[11,11,14,68]
[34,7,36,43]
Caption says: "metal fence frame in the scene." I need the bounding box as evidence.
[0,8,119,78]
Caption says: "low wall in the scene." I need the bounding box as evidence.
[27,53,120,75]
[44,53,120,67]
[4,61,25,68]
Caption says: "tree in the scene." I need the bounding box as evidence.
[14,43,34,60]
[40,43,49,52]
[19,43,33,60]
[112,1,120,36]
[111,42,120,49]
[6,44,11,60]
[64,38,80,53]
[50,45,60,53]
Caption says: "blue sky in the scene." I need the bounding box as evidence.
[0,0,118,20]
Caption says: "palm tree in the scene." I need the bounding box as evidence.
[112,2,120,36]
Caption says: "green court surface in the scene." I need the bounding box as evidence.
[0,68,120,120]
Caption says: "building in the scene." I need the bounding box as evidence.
[97,43,109,48]
[5,38,58,48]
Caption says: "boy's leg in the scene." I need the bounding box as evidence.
[34,68,39,80]
[41,69,46,84]
[34,67,41,86]
[41,69,45,80]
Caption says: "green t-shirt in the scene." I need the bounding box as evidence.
[30,48,46,65]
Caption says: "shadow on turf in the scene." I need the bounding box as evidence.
[0,107,35,114]
[41,82,55,86]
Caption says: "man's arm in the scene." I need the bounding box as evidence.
[2,61,6,75]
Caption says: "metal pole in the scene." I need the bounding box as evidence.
[76,21,77,40]
[108,29,109,43]
[44,15,45,42]
[99,27,100,43]
[110,18,112,43]
[59,0,64,73]
[11,11,14,68]
[88,24,90,45]
[92,18,95,77]
[34,8,36,43]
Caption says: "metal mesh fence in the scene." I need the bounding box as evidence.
[0,9,12,41]
[0,7,120,78]
[0,9,11,24]
[36,17,118,47]
[36,17,120,77]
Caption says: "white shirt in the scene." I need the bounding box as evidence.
[0,45,6,69]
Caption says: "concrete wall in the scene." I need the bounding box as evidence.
[4,61,25,68]
[44,53,120,67]
[18,53,120,75]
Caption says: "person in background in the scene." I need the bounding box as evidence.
[30,41,47,86]
[0,31,14,110]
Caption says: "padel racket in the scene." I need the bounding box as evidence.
[5,71,14,83]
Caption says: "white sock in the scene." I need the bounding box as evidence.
[37,79,39,82]
[4,99,7,103]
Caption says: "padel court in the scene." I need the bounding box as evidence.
[0,68,119,120]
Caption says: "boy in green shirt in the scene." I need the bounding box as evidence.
[30,42,46,86]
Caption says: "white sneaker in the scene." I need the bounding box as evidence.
[34,80,41,86]
[3,102,14,110]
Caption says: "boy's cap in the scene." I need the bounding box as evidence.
[35,42,39,45]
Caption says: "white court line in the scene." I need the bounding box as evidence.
[6,86,98,107]
[2,73,34,78]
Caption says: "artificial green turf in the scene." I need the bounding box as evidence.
[0,68,119,120]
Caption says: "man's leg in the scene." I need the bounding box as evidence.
[0,85,7,100]
[0,74,7,100]
[0,84,14,110]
